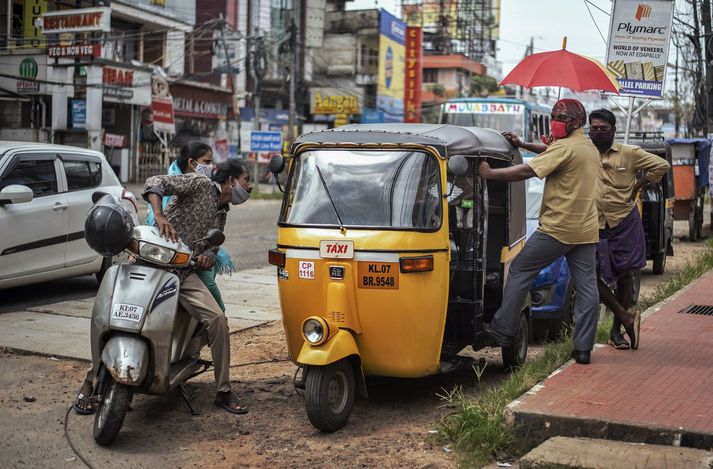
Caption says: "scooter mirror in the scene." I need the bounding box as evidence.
[205,229,225,247]
[448,155,468,176]
[269,155,285,175]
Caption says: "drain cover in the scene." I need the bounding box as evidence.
[679,304,713,316]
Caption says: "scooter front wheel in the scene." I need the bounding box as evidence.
[304,359,355,432]
[93,375,133,446]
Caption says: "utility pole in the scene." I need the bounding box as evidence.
[675,47,680,138]
[219,14,241,156]
[702,0,713,135]
[251,31,267,190]
[287,18,297,154]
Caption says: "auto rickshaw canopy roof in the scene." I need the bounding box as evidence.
[294,124,520,162]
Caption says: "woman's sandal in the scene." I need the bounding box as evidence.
[214,397,249,415]
[73,392,95,415]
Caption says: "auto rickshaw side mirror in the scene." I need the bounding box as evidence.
[448,155,469,177]
[269,155,285,175]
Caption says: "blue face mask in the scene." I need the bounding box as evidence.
[194,163,213,177]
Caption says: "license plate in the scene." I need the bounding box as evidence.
[357,262,399,289]
[111,303,145,323]
[320,240,354,259]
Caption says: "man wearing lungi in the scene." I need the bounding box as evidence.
[589,109,670,351]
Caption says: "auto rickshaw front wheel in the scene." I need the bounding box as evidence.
[502,310,529,370]
[304,359,355,432]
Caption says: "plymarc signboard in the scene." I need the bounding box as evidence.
[605,0,675,98]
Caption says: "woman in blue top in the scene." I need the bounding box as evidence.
[146,141,235,311]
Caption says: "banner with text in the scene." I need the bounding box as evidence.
[605,0,674,98]
[404,27,422,123]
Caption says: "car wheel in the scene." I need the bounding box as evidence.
[502,310,529,370]
[533,284,574,341]
[96,256,113,284]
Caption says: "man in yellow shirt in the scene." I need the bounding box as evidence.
[589,109,670,351]
[480,99,602,364]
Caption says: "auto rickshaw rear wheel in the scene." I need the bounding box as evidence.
[502,310,529,370]
[304,359,355,432]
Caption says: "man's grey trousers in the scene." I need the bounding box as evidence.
[490,231,599,352]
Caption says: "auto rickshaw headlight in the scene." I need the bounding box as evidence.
[302,317,329,345]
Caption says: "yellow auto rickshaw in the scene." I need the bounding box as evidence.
[267,124,529,432]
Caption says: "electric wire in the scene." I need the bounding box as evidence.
[583,0,608,46]
[63,404,94,469]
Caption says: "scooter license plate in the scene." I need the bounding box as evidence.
[357,262,399,289]
[111,303,145,323]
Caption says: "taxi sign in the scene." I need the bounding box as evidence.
[320,240,354,259]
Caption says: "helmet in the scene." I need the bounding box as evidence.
[84,193,135,256]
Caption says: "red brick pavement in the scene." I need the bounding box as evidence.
[510,269,713,447]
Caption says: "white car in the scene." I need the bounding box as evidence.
[0,142,138,290]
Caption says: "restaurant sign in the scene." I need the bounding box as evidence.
[310,88,361,115]
[38,7,111,34]
[103,66,151,106]
[48,43,101,58]
[173,97,227,119]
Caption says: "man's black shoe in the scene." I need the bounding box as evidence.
[484,323,514,347]
[571,350,591,364]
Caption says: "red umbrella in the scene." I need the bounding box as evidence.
[500,38,620,94]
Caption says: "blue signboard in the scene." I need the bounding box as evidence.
[361,108,385,124]
[71,99,86,128]
[250,131,283,152]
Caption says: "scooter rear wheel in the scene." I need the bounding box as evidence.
[304,359,355,432]
[93,375,133,446]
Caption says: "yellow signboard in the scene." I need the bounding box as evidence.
[310,89,361,115]
[23,0,47,49]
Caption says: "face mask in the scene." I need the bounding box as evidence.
[194,162,213,177]
[231,182,251,205]
[589,129,615,152]
[550,120,570,139]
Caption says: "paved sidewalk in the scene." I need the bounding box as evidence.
[507,269,713,450]
[0,266,280,361]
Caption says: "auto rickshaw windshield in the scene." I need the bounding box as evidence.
[282,149,442,229]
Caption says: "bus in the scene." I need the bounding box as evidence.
[439,97,552,145]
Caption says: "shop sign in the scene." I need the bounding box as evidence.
[151,76,175,134]
[48,43,100,58]
[103,67,134,100]
[38,7,110,34]
[71,99,86,128]
[17,57,40,93]
[403,27,422,123]
[310,88,361,115]
[103,133,127,148]
[444,102,523,114]
[173,97,227,119]
[23,0,47,49]
[102,67,151,106]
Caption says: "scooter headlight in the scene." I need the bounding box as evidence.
[139,242,176,265]
[302,317,329,345]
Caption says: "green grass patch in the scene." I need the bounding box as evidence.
[438,238,713,467]
[250,190,284,200]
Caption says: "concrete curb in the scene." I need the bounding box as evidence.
[504,270,713,451]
